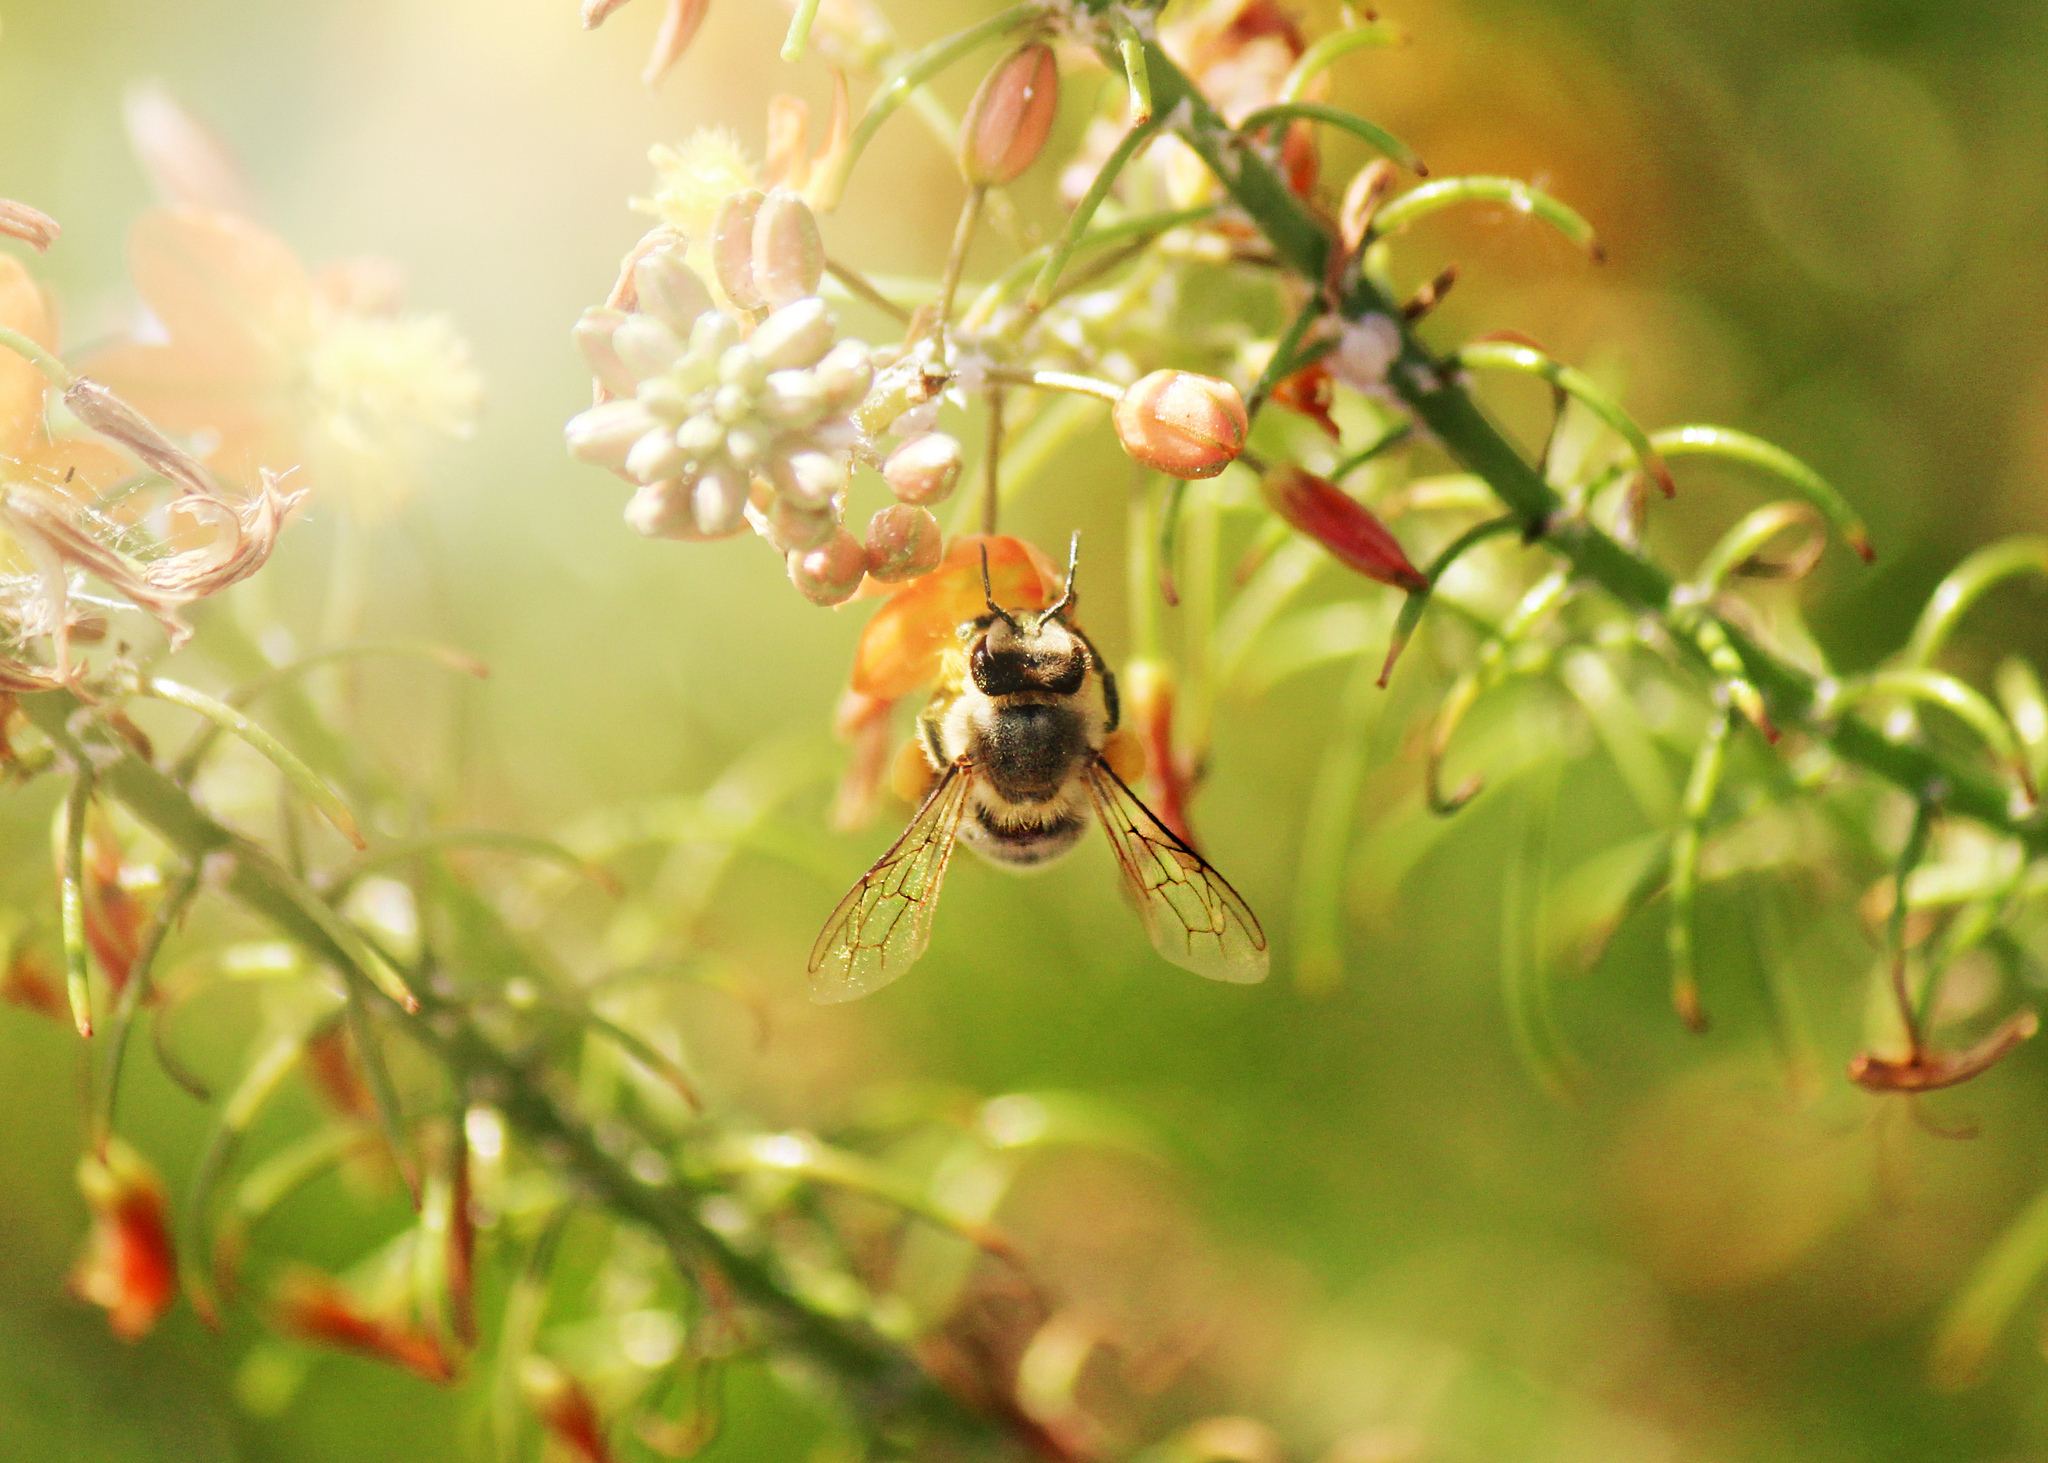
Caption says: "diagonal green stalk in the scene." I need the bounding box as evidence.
[1026,113,1166,312]
[1113,31,2048,852]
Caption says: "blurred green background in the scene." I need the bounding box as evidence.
[4,0,2048,1458]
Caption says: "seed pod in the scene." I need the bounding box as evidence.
[882,433,962,505]
[611,314,685,379]
[751,191,825,310]
[748,297,835,371]
[1261,464,1428,592]
[959,43,1060,187]
[566,399,657,468]
[573,308,638,399]
[711,189,766,311]
[633,249,714,334]
[1112,371,1248,479]
[864,504,943,583]
[789,530,868,606]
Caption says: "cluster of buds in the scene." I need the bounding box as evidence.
[568,249,869,546]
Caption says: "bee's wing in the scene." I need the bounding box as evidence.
[809,760,974,1003]
[1084,758,1269,984]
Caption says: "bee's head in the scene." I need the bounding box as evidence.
[970,534,1087,697]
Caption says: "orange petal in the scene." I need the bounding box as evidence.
[849,534,1064,700]
[123,207,311,381]
[0,255,55,459]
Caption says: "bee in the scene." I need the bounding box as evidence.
[810,534,1268,1001]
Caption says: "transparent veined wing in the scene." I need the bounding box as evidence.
[809,760,973,1003]
[1084,758,1269,983]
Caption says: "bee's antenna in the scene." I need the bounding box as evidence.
[980,544,1022,631]
[1039,531,1081,624]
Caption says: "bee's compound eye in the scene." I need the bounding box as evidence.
[969,640,1029,696]
[969,639,997,693]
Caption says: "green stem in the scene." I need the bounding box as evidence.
[97,862,205,1145]
[58,770,94,1037]
[0,323,73,387]
[1120,34,2048,852]
[780,0,822,62]
[1236,102,1425,176]
[1026,113,1165,312]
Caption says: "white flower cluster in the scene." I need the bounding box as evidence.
[566,250,870,546]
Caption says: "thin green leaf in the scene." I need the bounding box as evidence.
[171,640,486,782]
[1904,537,2048,670]
[1371,175,1600,257]
[1455,341,1673,499]
[709,1132,1017,1258]
[147,677,366,850]
[1237,102,1425,176]
[57,772,93,1036]
[323,830,617,900]
[1281,19,1403,102]
[1379,514,1521,686]
[1291,649,1388,994]
[1932,1177,2048,1389]
[1109,9,1151,122]
[97,861,204,1144]
[1666,706,1733,1032]
[1692,502,1828,593]
[1652,425,1873,564]
[1501,758,1580,1101]
[1834,670,2033,806]
[348,985,420,1208]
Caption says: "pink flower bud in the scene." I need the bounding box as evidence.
[632,249,712,334]
[766,495,839,552]
[789,530,867,605]
[1261,464,1428,592]
[711,189,766,311]
[1112,371,1247,480]
[573,308,638,399]
[751,191,824,311]
[882,433,962,505]
[958,44,1060,187]
[864,504,942,583]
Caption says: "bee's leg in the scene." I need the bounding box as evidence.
[1074,627,1120,731]
[920,710,946,767]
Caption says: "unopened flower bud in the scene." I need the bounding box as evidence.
[612,313,685,379]
[632,249,713,334]
[0,198,60,254]
[812,339,874,410]
[567,398,655,469]
[883,433,962,505]
[790,530,868,605]
[747,297,834,371]
[624,479,701,539]
[959,43,1060,187]
[864,504,942,583]
[767,495,839,552]
[759,368,825,424]
[573,308,639,398]
[690,309,741,362]
[1261,464,1428,591]
[712,189,766,311]
[771,449,848,508]
[1112,371,1247,480]
[752,191,825,310]
[625,424,689,482]
[693,465,749,536]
